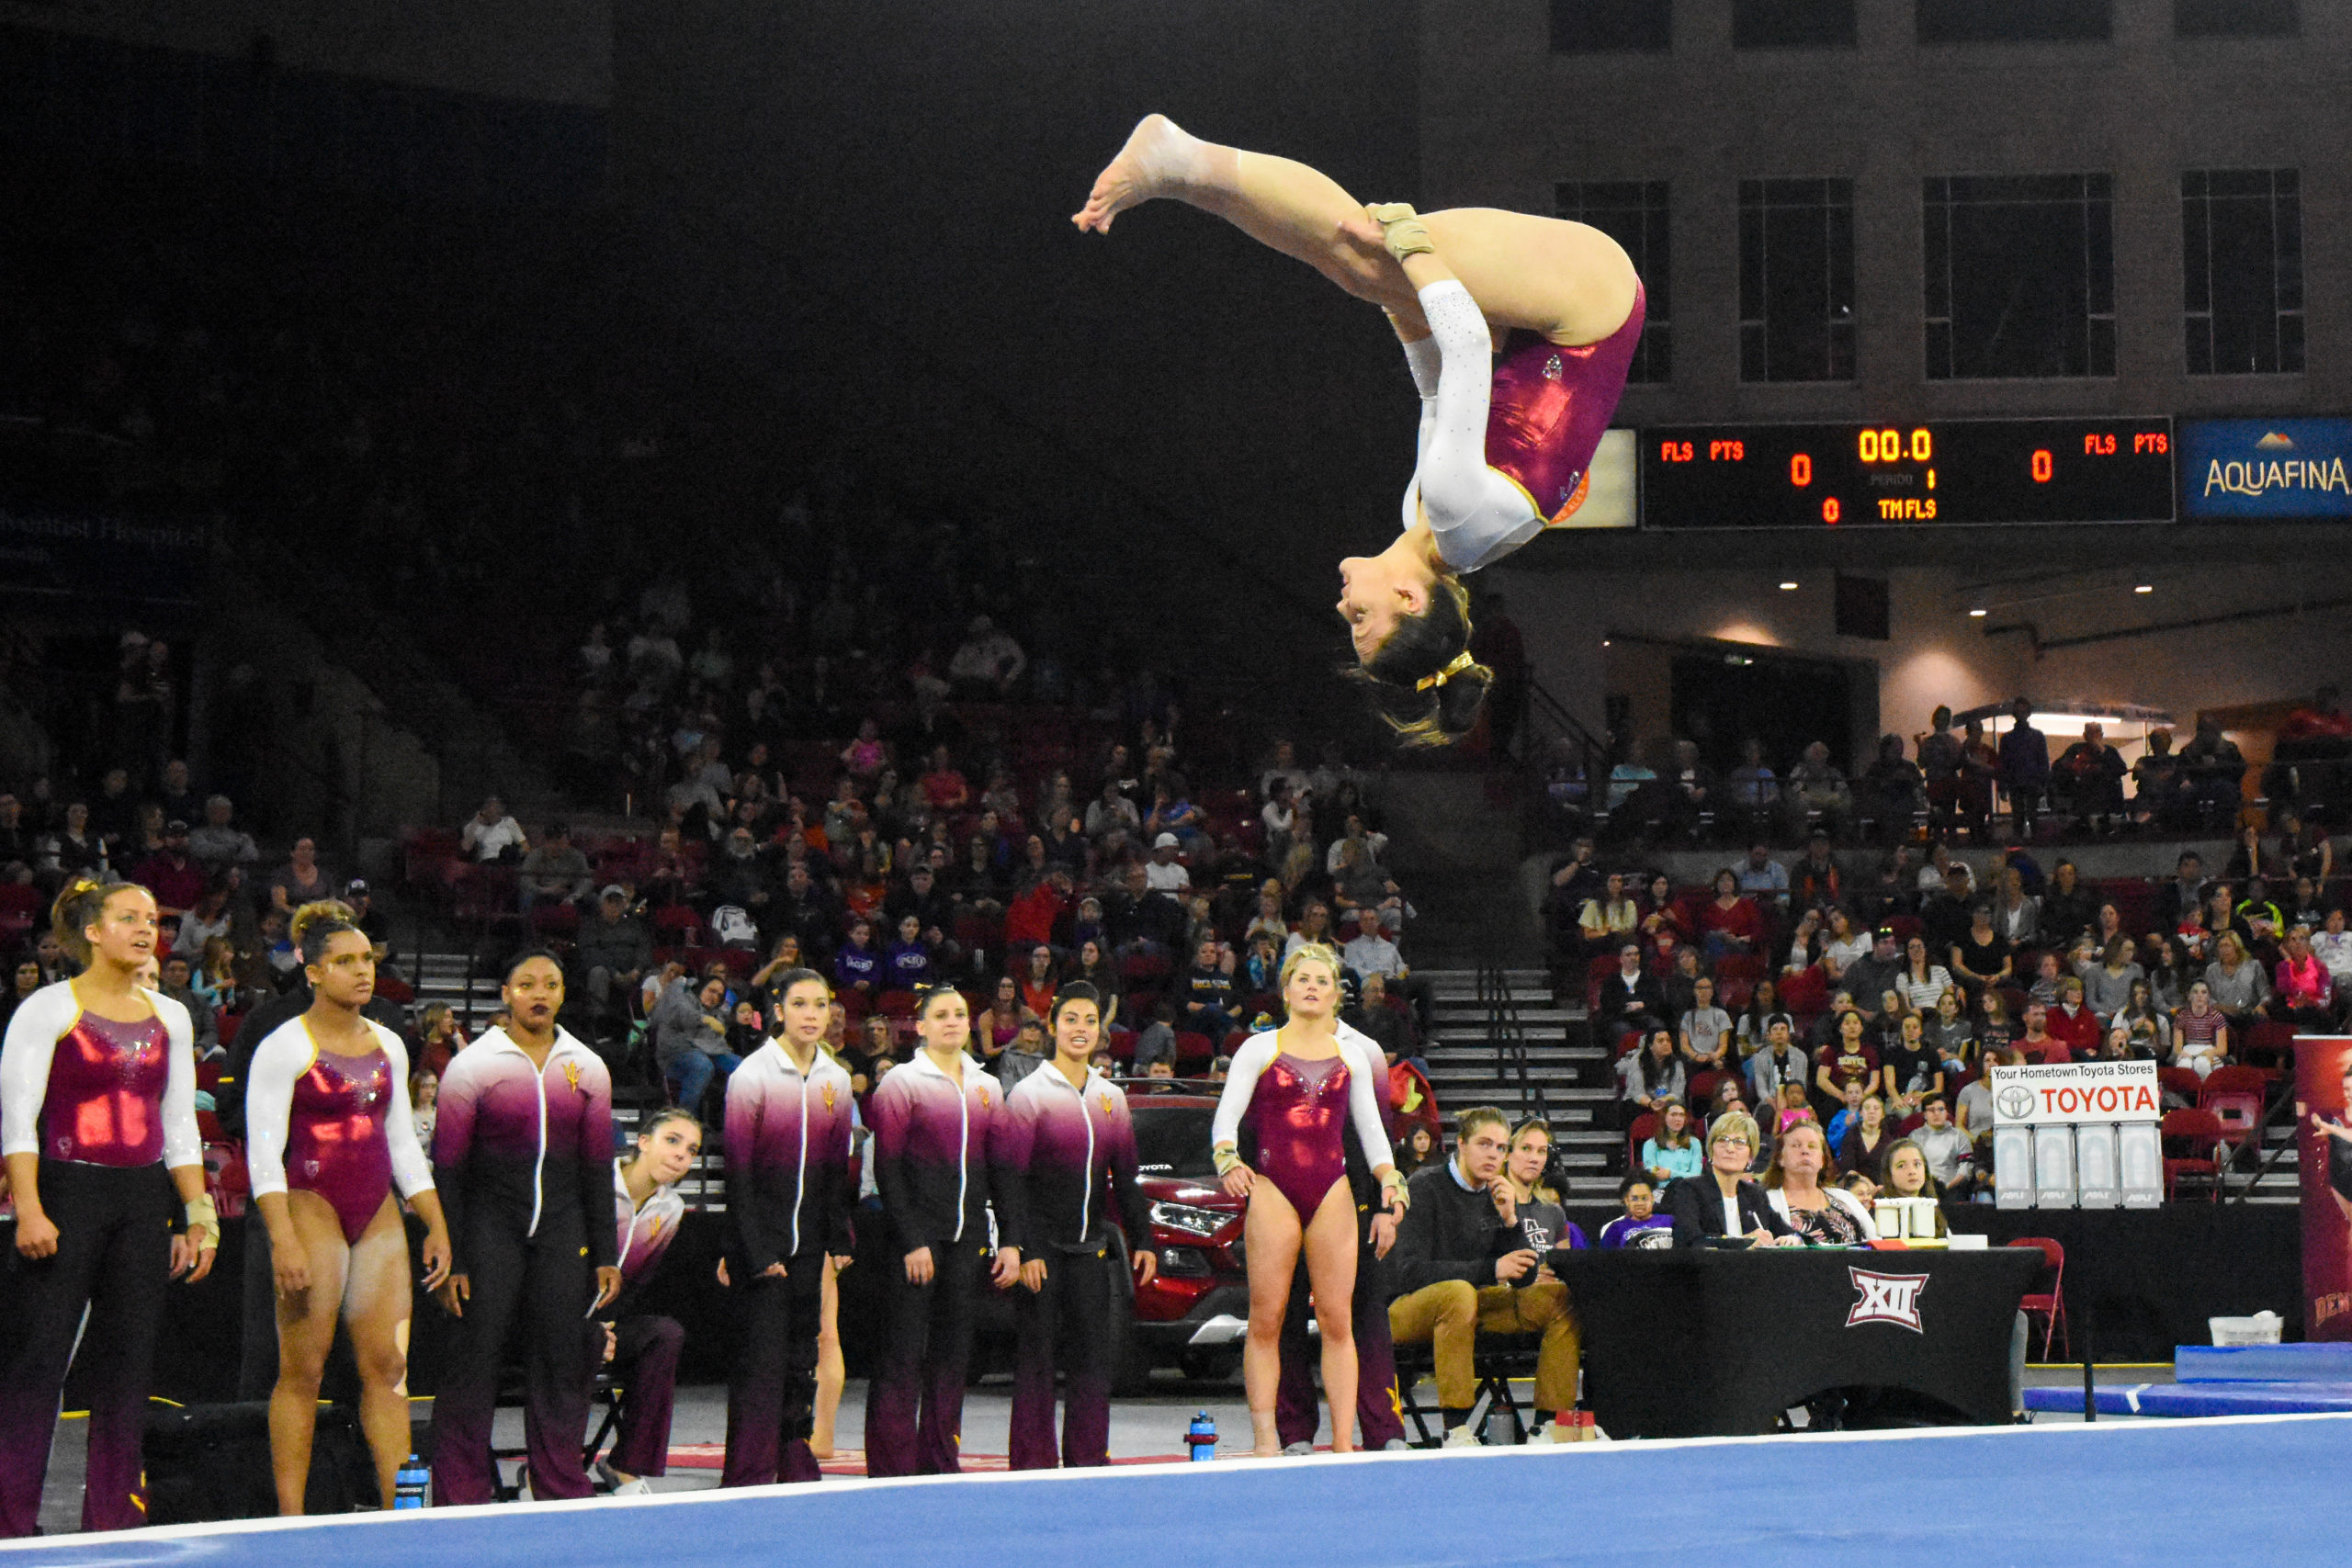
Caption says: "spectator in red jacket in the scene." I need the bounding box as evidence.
[2045,977,2103,1059]
[1696,869,1766,963]
[1004,865,1073,952]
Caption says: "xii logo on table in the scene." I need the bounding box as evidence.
[1846,1268,1928,1332]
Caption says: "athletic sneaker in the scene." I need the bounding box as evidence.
[1383,1438,1410,1451]
[595,1459,651,1495]
[1442,1425,1484,1448]
[1282,1441,1314,1456]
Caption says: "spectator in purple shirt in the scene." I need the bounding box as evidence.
[885,914,936,991]
[833,918,883,996]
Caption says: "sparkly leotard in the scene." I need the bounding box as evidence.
[1210,1026,1395,1218]
[0,986,199,1170]
[244,1019,433,1245]
[284,1044,398,1243]
[1244,1055,1351,1217]
[32,1013,173,1165]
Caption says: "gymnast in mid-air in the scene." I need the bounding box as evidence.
[1075,115,1643,745]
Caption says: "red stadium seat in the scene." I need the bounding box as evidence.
[1624,1111,1659,1175]
[2012,1236,2069,1359]
[2199,1065,2269,1153]
[1687,1070,1724,1110]
[530,902,580,938]
[1121,952,1173,985]
[1106,1028,1137,1063]
[877,989,920,1019]
[2157,1066,2203,1102]
[1778,964,1828,1016]
[1173,1031,1215,1068]
[2161,1108,2224,1201]
[2246,1021,2297,1068]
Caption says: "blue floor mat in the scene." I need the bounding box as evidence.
[2025,1381,2352,1416]
[11,1416,2352,1568]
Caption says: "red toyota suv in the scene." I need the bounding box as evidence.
[1121,1086,1249,1383]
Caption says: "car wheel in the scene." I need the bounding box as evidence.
[1180,1348,1241,1385]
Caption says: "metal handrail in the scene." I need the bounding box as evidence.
[1476,944,1546,1122]
[2232,1073,2302,1202]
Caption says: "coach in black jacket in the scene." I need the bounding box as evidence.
[1666,1111,1799,1247]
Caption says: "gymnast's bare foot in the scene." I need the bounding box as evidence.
[1072,113,1204,232]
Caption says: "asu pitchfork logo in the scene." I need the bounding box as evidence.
[1846,1268,1928,1332]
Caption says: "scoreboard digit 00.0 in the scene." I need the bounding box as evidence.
[1640,418,2176,529]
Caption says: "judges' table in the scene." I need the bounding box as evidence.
[1549,1247,2043,1438]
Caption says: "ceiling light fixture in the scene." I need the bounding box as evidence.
[1968,608,1987,617]
[2134,584,2154,594]
[1779,581,1799,591]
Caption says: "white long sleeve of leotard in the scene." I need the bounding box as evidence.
[242,1019,306,1199]
[0,983,200,1168]
[1400,279,1544,574]
[1207,1029,1394,1173]
[245,1018,435,1201]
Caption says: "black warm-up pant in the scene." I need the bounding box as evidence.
[863,1239,988,1477]
[0,1161,174,1537]
[722,1249,827,1487]
[1007,1243,1118,1471]
[431,1204,596,1506]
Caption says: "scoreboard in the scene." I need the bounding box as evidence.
[1638,418,2177,529]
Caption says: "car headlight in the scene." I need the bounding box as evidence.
[1149,1200,1231,1241]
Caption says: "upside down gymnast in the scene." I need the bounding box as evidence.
[1210,944,1405,1456]
[1075,115,1643,747]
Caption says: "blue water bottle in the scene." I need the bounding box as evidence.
[1187,1411,1217,1461]
[394,1453,429,1509]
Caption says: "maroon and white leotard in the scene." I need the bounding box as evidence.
[1210,1023,1393,1217]
[245,1018,433,1244]
[1,982,199,1171]
[1400,276,1644,569]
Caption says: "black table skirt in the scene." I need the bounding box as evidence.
[1550,1247,2042,1438]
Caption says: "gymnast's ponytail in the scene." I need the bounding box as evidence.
[51,874,146,967]
[1348,573,1493,749]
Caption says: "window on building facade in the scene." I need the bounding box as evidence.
[1733,0,1857,48]
[1556,180,1671,383]
[1549,0,1673,52]
[1739,179,1855,381]
[1917,0,2109,43]
[2183,169,2302,375]
[1924,174,2114,378]
[2174,0,2296,37]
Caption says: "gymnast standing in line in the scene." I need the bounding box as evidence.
[1075,116,1643,745]
[243,900,448,1514]
[865,984,1007,1476]
[430,952,620,1505]
[0,878,215,1537]
[1210,945,1405,1456]
[990,981,1158,1470]
[592,1107,705,1495]
[719,971,855,1487]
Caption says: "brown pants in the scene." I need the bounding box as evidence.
[1386,1279,1580,1415]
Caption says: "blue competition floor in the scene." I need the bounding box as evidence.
[12,1416,2352,1568]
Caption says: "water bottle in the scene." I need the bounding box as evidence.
[1186,1411,1216,1461]
[394,1453,429,1509]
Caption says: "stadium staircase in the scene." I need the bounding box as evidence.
[1415,964,1619,1199]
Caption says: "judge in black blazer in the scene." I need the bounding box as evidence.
[1667,1112,1800,1247]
